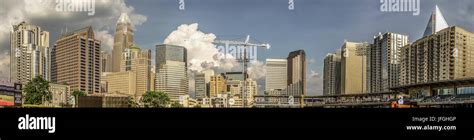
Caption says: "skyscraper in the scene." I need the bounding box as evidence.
[112,13,134,72]
[10,21,50,85]
[51,26,101,94]
[155,44,188,101]
[120,44,151,97]
[323,50,341,95]
[400,27,474,86]
[398,5,474,96]
[210,74,226,97]
[340,41,368,94]
[195,69,214,99]
[100,51,112,72]
[287,50,306,96]
[265,59,287,95]
[368,33,408,93]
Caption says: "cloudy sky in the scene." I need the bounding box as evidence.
[0,0,473,96]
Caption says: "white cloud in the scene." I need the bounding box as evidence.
[247,61,266,80]
[0,0,148,80]
[164,23,237,72]
[308,69,322,96]
[95,30,114,52]
[309,58,316,64]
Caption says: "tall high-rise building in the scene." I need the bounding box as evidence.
[323,50,341,95]
[287,50,306,96]
[100,51,112,72]
[340,41,368,94]
[399,5,474,97]
[51,26,101,94]
[150,65,156,91]
[112,13,134,72]
[120,44,151,97]
[368,33,408,93]
[10,21,50,85]
[155,44,188,101]
[400,27,474,86]
[210,74,226,97]
[195,69,214,99]
[265,59,287,95]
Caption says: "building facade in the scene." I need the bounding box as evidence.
[155,44,188,101]
[49,83,71,107]
[340,41,368,94]
[368,33,408,93]
[112,13,134,72]
[100,51,112,72]
[120,44,151,97]
[103,72,136,97]
[323,50,341,95]
[286,50,306,96]
[265,59,287,95]
[51,26,101,94]
[399,26,474,86]
[209,74,226,98]
[10,22,50,85]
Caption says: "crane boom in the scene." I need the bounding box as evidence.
[212,35,270,107]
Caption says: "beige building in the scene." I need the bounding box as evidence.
[149,66,156,91]
[340,41,368,94]
[210,74,226,97]
[10,21,50,85]
[400,26,474,86]
[265,59,287,95]
[103,72,136,97]
[112,13,134,72]
[120,44,151,97]
[49,83,71,107]
[51,26,101,94]
[226,76,258,107]
[399,6,474,86]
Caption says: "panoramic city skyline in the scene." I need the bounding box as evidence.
[0,0,474,96]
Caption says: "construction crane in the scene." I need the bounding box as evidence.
[213,35,270,107]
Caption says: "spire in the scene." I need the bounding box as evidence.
[117,13,131,24]
[423,5,449,37]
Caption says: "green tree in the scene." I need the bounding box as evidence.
[23,75,51,105]
[140,91,170,108]
[72,90,86,97]
[171,101,183,108]
[128,97,139,108]
[71,90,86,106]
